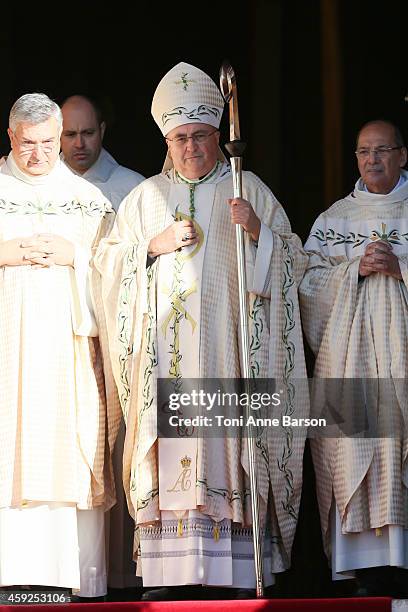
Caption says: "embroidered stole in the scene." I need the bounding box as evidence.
[157,178,215,516]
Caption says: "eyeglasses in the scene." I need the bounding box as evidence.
[12,133,56,154]
[355,146,402,159]
[166,129,219,146]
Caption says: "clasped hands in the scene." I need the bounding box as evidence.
[359,240,402,280]
[148,198,260,258]
[0,234,75,268]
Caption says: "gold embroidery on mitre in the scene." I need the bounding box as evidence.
[175,73,196,91]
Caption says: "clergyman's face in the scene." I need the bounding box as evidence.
[8,117,61,176]
[60,98,105,174]
[166,122,220,179]
[356,122,407,194]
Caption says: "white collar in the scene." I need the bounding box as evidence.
[164,161,231,185]
[350,169,408,206]
[60,148,118,183]
[82,148,118,183]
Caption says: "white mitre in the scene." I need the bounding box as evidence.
[151,61,226,171]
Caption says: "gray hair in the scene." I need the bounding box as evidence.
[9,93,63,131]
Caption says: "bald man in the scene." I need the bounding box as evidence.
[61,95,144,211]
[62,95,144,592]
[300,120,408,597]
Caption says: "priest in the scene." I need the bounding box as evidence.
[94,62,308,599]
[61,92,144,590]
[60,94,144,211]
[300,120,408,597]
[0,93,119,598]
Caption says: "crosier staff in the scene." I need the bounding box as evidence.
[219,61,264,598]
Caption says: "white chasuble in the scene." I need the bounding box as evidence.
[94,162,309,587]
[157,182,214,513]
[300,170,408,574]
[0,154,116,595]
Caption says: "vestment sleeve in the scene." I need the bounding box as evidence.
[242,173,308,299]
[299,215,360,357]
[68,199,116,338]
[238,173,309,562]
[70,244,97,336]
[92,188,151,419]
